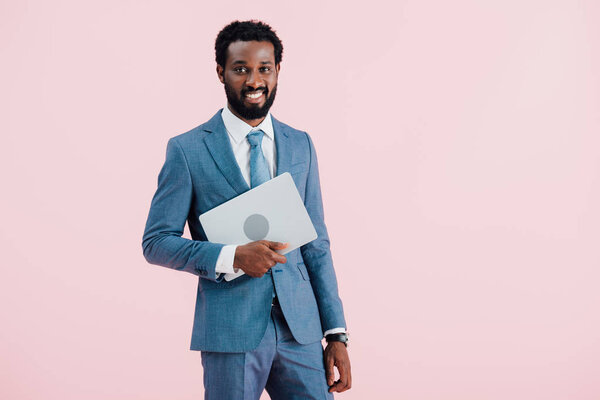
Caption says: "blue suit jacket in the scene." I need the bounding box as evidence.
[142,110,346,352]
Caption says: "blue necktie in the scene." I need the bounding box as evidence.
[247,130,277,293]
[246,130,271,188]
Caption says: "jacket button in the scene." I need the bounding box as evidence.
[199,270,207,276]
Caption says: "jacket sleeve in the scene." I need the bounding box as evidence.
[142,137,223,280]
[300,133,347,332]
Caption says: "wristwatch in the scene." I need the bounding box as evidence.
[325,332,349,347]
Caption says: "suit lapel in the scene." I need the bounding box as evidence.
[272,116,294,176]
[202,110,250,195]
[202,111,295,194]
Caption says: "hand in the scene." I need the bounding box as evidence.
[324,341,352,393]
[233,240,288,277]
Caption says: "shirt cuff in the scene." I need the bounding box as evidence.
[214,245,246,281]
[324,327,346,337]
[215,245,237,276]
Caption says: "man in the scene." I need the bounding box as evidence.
[142,20,351,399]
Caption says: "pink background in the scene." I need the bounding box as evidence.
[2,1,600,399]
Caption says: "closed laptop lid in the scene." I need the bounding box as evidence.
[199,172,317,255]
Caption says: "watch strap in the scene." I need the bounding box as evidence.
[325,333,349,347]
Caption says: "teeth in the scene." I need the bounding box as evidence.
[246,92,263,99]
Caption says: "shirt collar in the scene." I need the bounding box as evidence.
[221,105,275,144]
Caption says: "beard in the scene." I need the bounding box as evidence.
[224,81,277,120]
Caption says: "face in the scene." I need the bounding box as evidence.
[217,40,280,125]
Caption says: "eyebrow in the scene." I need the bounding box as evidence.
[231,60,274,65]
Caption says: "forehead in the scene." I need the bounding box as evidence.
[225,40,275,65]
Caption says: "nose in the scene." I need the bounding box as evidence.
[245,70,263,89]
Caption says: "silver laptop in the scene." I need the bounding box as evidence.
[199,173,317,278]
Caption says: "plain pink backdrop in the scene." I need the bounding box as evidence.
[2,1,600,399]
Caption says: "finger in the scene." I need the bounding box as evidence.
[336,362,351,392]
[266,241,289,250]
[272,253,287,264]
[346,365,352,390]
[264,261,276,270]
[329,380,342,393]
[330,379,348,393]
[325,357,335,387]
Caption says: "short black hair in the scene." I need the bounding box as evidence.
[215,20,283,67]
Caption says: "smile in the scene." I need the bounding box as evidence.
[244,90,265,104]
[245,91,264,99]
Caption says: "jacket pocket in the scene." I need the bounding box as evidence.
[296,262,310,281]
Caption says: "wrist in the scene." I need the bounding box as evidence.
[232,245,245,270]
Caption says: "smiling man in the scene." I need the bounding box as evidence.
[142,20,351,399]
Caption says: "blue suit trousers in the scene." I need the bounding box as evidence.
[201,299,334,400]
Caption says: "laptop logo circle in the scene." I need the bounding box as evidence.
[243,214,270,241]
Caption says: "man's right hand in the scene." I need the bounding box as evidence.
[233,241,288,277]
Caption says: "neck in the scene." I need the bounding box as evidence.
[227,103,266,127]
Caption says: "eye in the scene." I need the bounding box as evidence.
[233,67,248,73]
[260,67,271,73]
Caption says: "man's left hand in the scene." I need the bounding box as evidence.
[324,341,352,393]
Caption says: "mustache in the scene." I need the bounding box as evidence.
[242,87,268,96]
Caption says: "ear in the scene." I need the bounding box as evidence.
[276,63,281,75]
[216,64,225,84]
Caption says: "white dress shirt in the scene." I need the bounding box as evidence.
[213,106,276,281]
[213,106,345,337]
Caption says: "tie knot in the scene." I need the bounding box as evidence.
[246,130,265,148]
